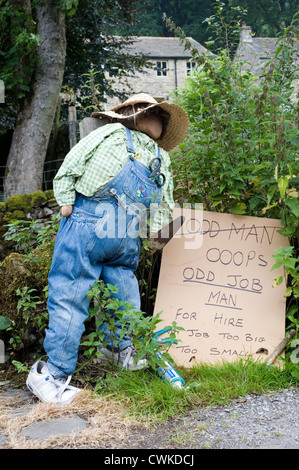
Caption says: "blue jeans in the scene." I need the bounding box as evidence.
[44,142,162,377]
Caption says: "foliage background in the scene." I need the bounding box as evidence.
[2,0,299,135]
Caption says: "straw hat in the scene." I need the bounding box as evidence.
[91,93,189,151]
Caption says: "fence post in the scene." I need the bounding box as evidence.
[49,96,61,160]
[68,106,77,149]
[0,339,6,363]
[79,117,108,140]
[0,79,4,103]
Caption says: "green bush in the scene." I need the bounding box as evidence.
[166,10,299,336]
[0,217,59,359]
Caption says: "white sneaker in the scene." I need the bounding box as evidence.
[26,361,81,405]
[97,346,148,371]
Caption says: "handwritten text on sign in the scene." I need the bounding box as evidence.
[153,210,289,367]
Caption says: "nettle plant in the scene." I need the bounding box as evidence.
[82,280,183,372]
[165,10,299,335]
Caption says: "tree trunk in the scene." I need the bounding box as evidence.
[4,2,66,199]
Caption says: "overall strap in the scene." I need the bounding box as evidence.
[125,126,161,158]
[125,127,135,156]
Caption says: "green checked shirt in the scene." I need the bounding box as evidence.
[53,123,175,233]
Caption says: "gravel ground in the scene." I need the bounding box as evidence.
[127,387,299,449]
[0,384,298,449]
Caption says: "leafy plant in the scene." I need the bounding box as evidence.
[0,1,40,100]
[4,219,41,252]
[271,246,299,333]
[6,286,48,357]
[11,359,30,374]
[0,316,10,331]
[4,216,60,254]
[81,279,183,371]
[202,0,247,58]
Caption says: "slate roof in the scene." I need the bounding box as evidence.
[235,25,299,76]
[122,36,210,59]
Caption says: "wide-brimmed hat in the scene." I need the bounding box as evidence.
[91,93,189,151]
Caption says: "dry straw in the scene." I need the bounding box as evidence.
[0,389,144,449]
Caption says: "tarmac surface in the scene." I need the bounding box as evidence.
[0,381,298,450]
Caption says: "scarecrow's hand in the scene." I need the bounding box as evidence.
[61,205,73,217]
[147,216,185,250]
[148,237,166,250]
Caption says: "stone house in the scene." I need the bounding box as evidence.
[234,23,299,79]
[104,28,298,110]
[103,36,210,109]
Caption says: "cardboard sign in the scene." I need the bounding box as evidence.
[153,209,289,367]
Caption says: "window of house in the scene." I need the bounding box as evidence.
[187,61,196,75]
[156,61,167,76]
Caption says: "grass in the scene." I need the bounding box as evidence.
[1,355,298,425]
[71,356,298,423]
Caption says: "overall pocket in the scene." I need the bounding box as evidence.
[122,164,162,207]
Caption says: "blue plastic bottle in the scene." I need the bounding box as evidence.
[156,351,185,389]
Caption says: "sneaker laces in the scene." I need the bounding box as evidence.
[120,346,136,369]
[49,375,77,399]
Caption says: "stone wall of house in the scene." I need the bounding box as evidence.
[0,190,60,261]
[106,59,191,108]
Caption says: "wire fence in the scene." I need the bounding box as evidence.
[0,167,5,202]
[0,159,64,202]
[43,158,64,191]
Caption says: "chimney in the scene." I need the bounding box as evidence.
[240,22,253,43]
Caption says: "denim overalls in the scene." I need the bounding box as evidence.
[44,128,163,378]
